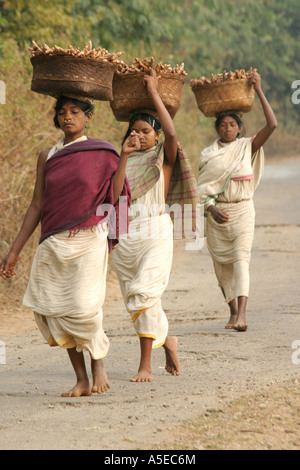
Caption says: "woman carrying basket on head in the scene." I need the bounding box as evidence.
[112,68,198,382]
[0,96,133,397]
[198,71,277,331]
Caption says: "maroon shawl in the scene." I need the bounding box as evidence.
[40,138,131,252]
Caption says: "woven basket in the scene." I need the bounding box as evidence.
[191,78,255,117]
[30,55,117,101]
[110,72,185,121]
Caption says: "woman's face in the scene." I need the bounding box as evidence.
[217,115,241,143]
[130,119,159,150]
[57,101,91,141]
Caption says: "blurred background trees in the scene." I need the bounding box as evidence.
[0,0,299,300]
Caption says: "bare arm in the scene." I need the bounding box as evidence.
[0,149,48,279]
[144,69,178,195]
[250,72,277,155]
[113,133,141,204]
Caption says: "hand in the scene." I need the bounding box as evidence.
[143,68,160,95]
[0,252,19,279]
[121,131,141,155]
[208,205,230,224]
[249,71,261,92]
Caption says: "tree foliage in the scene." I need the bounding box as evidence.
[0,0,81,46]
[0,0,299,126]
[163,0,300,124]
[72,0,175,50]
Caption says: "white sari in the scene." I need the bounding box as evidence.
[23,138,110,359]
[112,156,173,348]
[198,137,264,302]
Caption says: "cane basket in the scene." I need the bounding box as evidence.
[191,78,255,117]
[110,72,185,121]
[30,55,117,101]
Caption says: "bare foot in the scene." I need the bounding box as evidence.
[232,296,248,330]
[233,322,248,332]
[130,367,154,383]
[61,381,92,397]
[91,359,110,394]
[163,336,181,376]
[225,313,238,329]
[131,336,154,382]
[233,311,247,330]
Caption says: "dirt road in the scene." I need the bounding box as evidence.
[0,158,300,450]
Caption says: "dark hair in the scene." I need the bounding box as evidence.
[215,112,244,136]
[53,96,94,129]
[121,112,161,145]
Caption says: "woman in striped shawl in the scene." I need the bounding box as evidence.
[112,68,198,382]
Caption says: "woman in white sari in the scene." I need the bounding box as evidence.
[198,71,277,331]
[0,96,132,397]
[112,68,198,382]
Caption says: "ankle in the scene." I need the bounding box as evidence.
[138,360,152,373]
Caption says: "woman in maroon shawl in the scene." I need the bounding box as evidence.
[0,96,134,397]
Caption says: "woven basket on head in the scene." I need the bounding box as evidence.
[30,55,117,101]
[110,72,185,121]
[191,78,255,117]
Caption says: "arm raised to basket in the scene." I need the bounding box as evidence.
[144,68,178,194]
[250,71,277,155]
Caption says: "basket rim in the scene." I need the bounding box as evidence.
[30,54,117,69]
[199,96,254,107]
[191,77,252,91]
[115,70,186,81]
[31,78,113,89]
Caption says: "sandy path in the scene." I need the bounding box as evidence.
[0,158,299,450]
